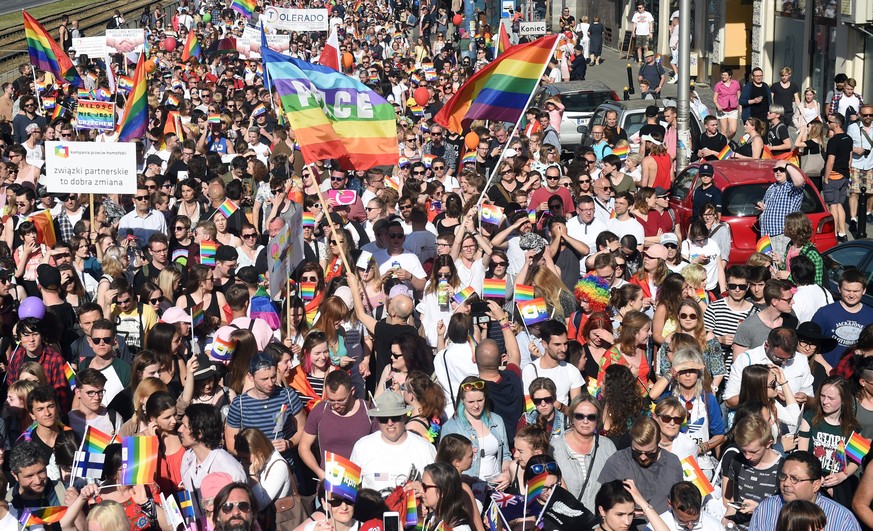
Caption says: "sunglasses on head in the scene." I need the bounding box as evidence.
[461,380,485,392]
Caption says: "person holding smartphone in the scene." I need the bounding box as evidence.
[420,462,474,530]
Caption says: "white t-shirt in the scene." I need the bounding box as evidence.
[646,509,726,531]
[373,250,427,279]
[521,358,584,405]
[350,432,437,491]
[434,342,479,417]
[723,345,815,402]
[455,257,486,295]
[68,409,123,439]
[680,239,722,290]
[607,217,646,249]
[793,284,834,323]
[632,11,654,36]
[404,230,438,264]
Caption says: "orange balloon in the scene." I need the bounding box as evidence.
[145,59,157,73]
[342,52,354,68]
[452,14,463,26]
[464,132,479,150]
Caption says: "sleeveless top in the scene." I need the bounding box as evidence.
[651,153,672,190]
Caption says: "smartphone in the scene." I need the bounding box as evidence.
[383,511,400,531]
[727,502,742,509]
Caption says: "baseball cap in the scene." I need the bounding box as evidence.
[146,155,163,167]
[160,307,192,324]
[659,233,679,247]
[699,163,714,177]
[215,245,237,262]
[37,264,61,290]
[645,244,668,260]
[654,186,670,198]
[645,105,660,117]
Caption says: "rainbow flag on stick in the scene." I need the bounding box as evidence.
[181,31,202,62]
[300,282,317,300]
[27,209,56,247]
[116,53,148,142]
[479,203,504,225]
[324,452,362,502]
[515,283,535,302]
[191,302,205,328]
[517,298,549,326]
[121,436,159,484]
[217,199,239,218]
[525,470,548,506]
[756,235,773,255]
[523,395,535,413]
[453,286,476,305]
[527,209,538,224]
[23,11,84,88]
[462,151,477,164]
[230,0,256,18]
[207,113,222,124]
[612,144,629,161]
[64,362,76,391]
[302,212,316,227]
[494,21,511,57]
[200,240,217,266]
[435,35,559,133]
[405,489,418,527]
[252,103,267,117]
[211,335,237,361]
[717,144,733,160]
[681,456,715,496]
[117,76,133,93]
[482,278,507,299]
[26,507,67,524]
[82,425,114,454]
[848,432,872,464]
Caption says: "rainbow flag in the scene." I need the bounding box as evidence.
[96,87,113,101]
[494,21,511,57]
[517,297,549,326]
[252,103,267,117]
[231,0,256,18]
[263,39,399,170]
[42,96,56,110]
[612,144,629,161]
[27,507,67,524]
[435,35,559,133]
[385,176,401,191]
[586,377,601,398]
[527,209,537,224]
[207,113,222,124]
[422,153,436,168]
[117,76,134,93]
[422,63,436,81]
[410,72,422,85]
[200,240,217,267]
[847,432,871,464]
[116,53,148,142]
[121,436,159,484]
[681,456,715,496]
[217,198,239,218]
[353,0,363,12]
[211,335,237,361]
[182,31,202,62]
[836,440,847,471]
[23,11,84,88]
[405,489,418,527]
[525,470,548,506]
[191,301,205,328]
[35,79,51,93]
[77,87,92,99]
[82,425,114,454]
[717,144,733,160]
[302,212,316,227]
[300,282,317,300]
[515,283,535,302]
[166,94,180,107]
[64,362,76,391]
[324,452,362,502]
[482,278,507,299]
[523,395,535,413]
[462,151,477,164]
[453,286,476,305]
[27,209,56,247]
[480,203,504,225]
[51,104,70,121]
[756,235,772,255]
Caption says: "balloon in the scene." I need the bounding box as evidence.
[452,14,463,26]
[163,37,177,52]
[202,13,212,23]
[464,132,479,150]
[19,296,45,320]
[145,59,157,73]
[413,87,429,106]
[342,52,354,68]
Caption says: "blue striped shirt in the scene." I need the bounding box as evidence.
[749,493,860,531]
[226,387,304,443]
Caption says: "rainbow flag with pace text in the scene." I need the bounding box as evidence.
[435,35,559,133]
[116,53,148,141]
[23,11,84,88]
[262,33,398,170]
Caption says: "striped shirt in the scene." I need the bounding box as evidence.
[226,387,305,444]
[703,298,756,371]
[749,493,860,531]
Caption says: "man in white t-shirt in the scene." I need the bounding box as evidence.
[373,220,427,292]
[521,320,584,409]
[68,368,123,439]
[350,392,436,491]
[607,191,645,251]
[631,2,655,63]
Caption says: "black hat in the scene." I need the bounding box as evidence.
[215,245,237,262]
[36,264,61,290]
[645,105,660,117]
[146,155,163,167]
[796,322,838,352]
[654,186,670,198]
[192,353,218,382]
[236,266,259,285]
[699,163,714,177]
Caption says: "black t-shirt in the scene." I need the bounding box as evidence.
[747,82,770,119]
[485,369,524,441]
[606,126,628,146]
[827,132,854,177]
[766,122,791,155]
[771,82,799,117]
[639,123,666,139]
[369,321,417,391]
[699,132,729,160]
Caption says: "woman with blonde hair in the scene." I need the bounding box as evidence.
[235,427,292,514]
[597,310,652,395]
[156,267,182,305]
[119,376,169,436]
[526,265,576,321]
[96,246,129,309]
[60,497,128,531]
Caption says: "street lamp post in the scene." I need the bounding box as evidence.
[676,0,691,169]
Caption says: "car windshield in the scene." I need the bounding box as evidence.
[721,183,823,217]
[561,92,615,114]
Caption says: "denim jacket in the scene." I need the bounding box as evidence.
[442,413,511,478]
[522,409,567,441]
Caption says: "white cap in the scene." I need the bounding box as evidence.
[641,134,662,145]
[504,147,518,158]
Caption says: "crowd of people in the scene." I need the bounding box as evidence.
[0,0,871,531]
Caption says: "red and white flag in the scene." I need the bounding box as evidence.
[318,25,341,71]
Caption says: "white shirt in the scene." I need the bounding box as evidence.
[521,357,584,405]
[118,208,168,244]
[434,341,479,416]
[647,509,726,531]
[455,257,486,295]
[404,230,438,264]
[723,345,815,402]
[632,11,654,35]
[793,284,834,323]
[607,217,646,248]
[350,432,437,491]
[373,249,427,279]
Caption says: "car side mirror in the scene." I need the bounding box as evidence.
[577,125,590,138]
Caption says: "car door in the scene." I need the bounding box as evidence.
[670,166,699,232]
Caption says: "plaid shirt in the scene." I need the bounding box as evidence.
[56,210,75,243]
[8,345,72,411]
[760,180,803,236]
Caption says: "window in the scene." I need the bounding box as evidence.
[561,91,616,114]
[823,245,873,295]
[673,168,698,201]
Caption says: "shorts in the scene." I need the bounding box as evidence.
[850,168,873,194]
[823,178,848,205]
[717,109,738,119]
[635,34,650,49]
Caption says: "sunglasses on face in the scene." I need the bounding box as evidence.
[387,233,405,239]
[528,461,558,475]
[573,412,598,422]
[220,502,252,514]
[727,283,747,290]
[631,448,659,459]
[658,414,684,425]
[533,396,554,406]
[377,414,405,423]
[91,336,113,345]
[301,276,318,282]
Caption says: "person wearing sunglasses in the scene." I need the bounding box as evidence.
[599,416,684,522]
[373,220,427,292]
[418,462,474,531]
[651,397,697,461]
[517,377,566,441]
[211,482,258,531]
[441,375,512,489]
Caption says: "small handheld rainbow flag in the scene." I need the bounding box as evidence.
[166,94,180,108]
[181,31,202,62]
[230,0,256,18]
[515,283,535,302]
[836,440,847,471]
[517,298,549,326]
[77,87,92,99]
[525,470,549,506]
[211,335,237,361]
[610,209,617,219]
[82,425,114,454]
[26,507,67,524]
[480,203,504,226]
[847,432,872,464]
[217,198,239,218]
[527,209,537,224]
[64,362,76,391]
[252,103,267,117]
[482,278,507,299]
[612,144,629,161]
[756,235,773,255]
[405,489,418,527]
[523,395,535,413]
[191,301,205,328]
[385,176,401,191]
[453,286,476,305]
[422,154,436,168]
[302,212,316,227]
[681,456,715,496]
[42,96,56,110]
[200,240,217,267]
[717,144,733,160]
[117,76,133,93]
[207,113,222,124]
[121,436,159,484]
[300,282,317,300]
[462,151,477,164]
[324,452,362,502]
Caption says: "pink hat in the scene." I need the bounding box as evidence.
[645,244,668,260]
[201,472,234,500]
[160,307,191,324]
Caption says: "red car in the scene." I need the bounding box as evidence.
[669,160,837,266]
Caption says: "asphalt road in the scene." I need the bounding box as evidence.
[0,0,63,16]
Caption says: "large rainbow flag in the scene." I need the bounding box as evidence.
[230,0,256,18]
[262,36,399,170]
[181,31,202,62]
[435,34,559,133]
[494,22,511,58]
[23,11,84,88]
[116,53,149,142]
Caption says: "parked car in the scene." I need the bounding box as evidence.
[577,100,704,155]
[668,160,837,265]
[533,81,619,152]
[821,240,873,309]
